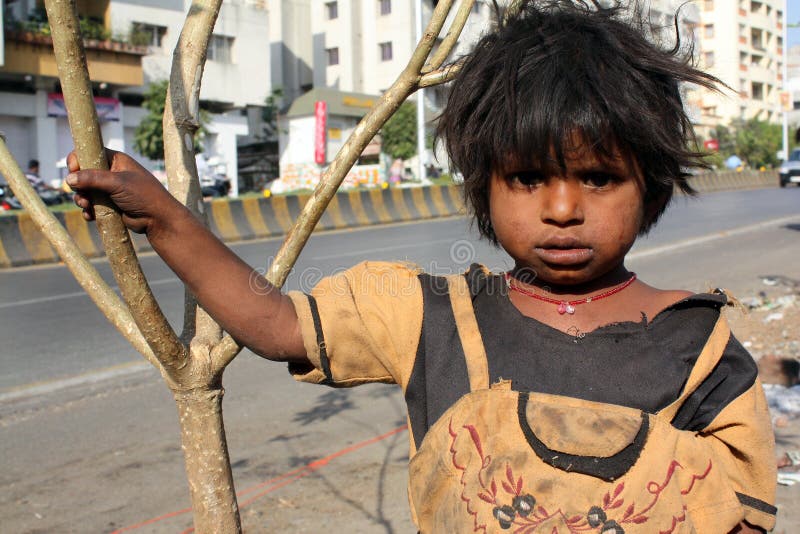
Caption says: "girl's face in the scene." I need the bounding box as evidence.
[489,142,647,288]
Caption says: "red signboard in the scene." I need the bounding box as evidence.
[703,139,719,152]
[314,101,327,165]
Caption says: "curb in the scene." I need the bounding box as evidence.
[0,171,777,268]
[0,184,466,268]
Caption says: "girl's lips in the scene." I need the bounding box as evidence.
[534,247,593,265]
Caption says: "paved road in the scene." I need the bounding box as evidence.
[1,187,799,532]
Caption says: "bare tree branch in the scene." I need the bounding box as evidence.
[162,0,226,357]
[264,0,457,290]
[156,2,243,531]
[422,0,475,73]
[419,61,464,87]
[0,139,159,367]
[214,0,464,353]
[44,0,186,368]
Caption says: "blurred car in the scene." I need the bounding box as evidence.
[780,149,800,188]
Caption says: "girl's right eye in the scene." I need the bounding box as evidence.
[506,171,544,188]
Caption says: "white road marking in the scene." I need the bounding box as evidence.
[0,361,153,403]
[0,277,177,309]
[628,215,800,260]
[2,215,798,310]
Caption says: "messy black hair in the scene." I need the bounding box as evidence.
[437,0,721,242]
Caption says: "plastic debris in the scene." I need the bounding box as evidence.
[764,384,800,421]
[778,473,800,486]
[765,313,785,323]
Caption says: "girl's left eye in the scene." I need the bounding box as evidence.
[583,173,618,188]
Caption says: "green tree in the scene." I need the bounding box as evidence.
[134,80,207,160]
[732,118,782,168]
[380,102,417,160]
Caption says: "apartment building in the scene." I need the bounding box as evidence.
[278,0,493,175]
[0,0,270,194]
[692,0,786,131]
[788,44,800,135]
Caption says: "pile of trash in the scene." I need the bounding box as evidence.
[738,275,798,316]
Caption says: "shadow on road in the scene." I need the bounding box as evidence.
[292,390,355,425]
[268,385,408,533]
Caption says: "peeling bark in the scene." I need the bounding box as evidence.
[162,0,224,353]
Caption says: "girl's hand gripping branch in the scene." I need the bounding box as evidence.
[67,150,179,236]
[66,150,308,365]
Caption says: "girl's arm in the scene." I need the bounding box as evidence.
[67,150,307,364]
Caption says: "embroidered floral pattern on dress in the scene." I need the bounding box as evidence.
[449,418,714,533]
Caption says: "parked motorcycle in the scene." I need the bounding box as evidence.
[200,174,231,198]
[0,182,71,210]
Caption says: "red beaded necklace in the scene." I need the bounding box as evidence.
[504,272,637,315]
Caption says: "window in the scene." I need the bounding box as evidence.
[751,81,764,101]
[703,24,714,39]
[379,41,393,61]
[751,28,764,50]
[208,35,234,63]
[130,22,167,49]
[326,47,339,66]
[703,51,714,67]
[325,1,338,20]
[379,0,391,16]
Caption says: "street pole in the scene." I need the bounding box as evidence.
[416,0,426,182]
[782,0,788,160]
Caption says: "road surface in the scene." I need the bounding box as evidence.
[1,187,798,532]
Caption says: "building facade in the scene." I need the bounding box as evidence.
[0,0,270,195]
[275,0,494,176]
[787,44,800,138]
[692,0,786,131]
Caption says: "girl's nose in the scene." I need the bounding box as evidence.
[540,179,584,225]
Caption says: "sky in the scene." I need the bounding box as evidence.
[790,1,800,47]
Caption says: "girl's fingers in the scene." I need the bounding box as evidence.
[73,192,89,208]
[67,152,80,173]
[65,169,120,193]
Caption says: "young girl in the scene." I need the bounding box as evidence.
[67,1,776,532]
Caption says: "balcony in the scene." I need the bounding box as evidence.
[0,30,147,86]
[747,12,772,32]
